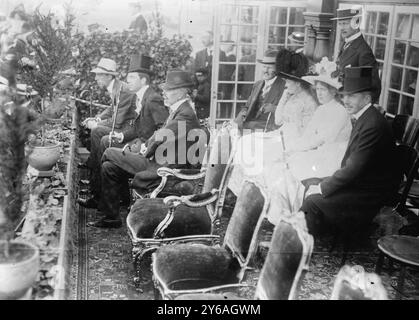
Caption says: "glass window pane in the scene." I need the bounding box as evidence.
[407,43,419,68]
[237,84,254,101]
[400,95,414,115]
[219,64,236,81]
[375,38,386,60]
[289,7,305,25]
[238,46,256,62]
[393,40,407,64]
[237,64,255,82]
[268,44,284,51]
[413,15,419,40]
[390,66,403,90]
[270,7,288,24]
[220,43,237,62]
[217,84,235,100]
[220,25,238,43]
[269,26,286,44]
[221,5,239,24]
[239,26,258,43]
[378,12,389,35]
[366,12,377,34]
[216,102,234,119]
[387,91,400,114]
[396,14,410,38]
[404,69,417,95]
[241,6,259,24]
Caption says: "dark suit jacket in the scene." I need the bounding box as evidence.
[97,79,137,129]
[194,48,227,73]
[320,106,398,197]
[336,35,381,103]
[144,100,202,168]
[121,86,168,143]
[243,76,285,129]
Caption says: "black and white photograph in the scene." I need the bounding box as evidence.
[0,0,419,304]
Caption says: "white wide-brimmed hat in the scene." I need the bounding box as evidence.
[302,57,342,89]
[91,58,118,75]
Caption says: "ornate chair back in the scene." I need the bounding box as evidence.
[223,180,269,281]
[392,114,419,147]
[255,212,313,300]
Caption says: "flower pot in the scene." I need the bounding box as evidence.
[28,142,61,171]
[0,240,39,300]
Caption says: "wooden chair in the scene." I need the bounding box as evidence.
[129,124,211,201]
[375,235,419,299]
[331,265,388,300]
[151,180,269,300]
[392,114,419,148]
[126,126,235,285]
[175,212,313,300]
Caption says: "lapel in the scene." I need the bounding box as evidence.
[245,80,265,121]
[263,77,284,104]
[167,100,188,124]
[338,36,364,67]
[346,106,373,150]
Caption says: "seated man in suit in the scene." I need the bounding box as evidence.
[234,49,290,132]
[78,54,168,209]
[88,70,203,228]
[332,6,381,104]
[301,66,400,237]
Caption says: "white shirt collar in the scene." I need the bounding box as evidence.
[353,103,371,120]
[106,79,115,96]
[135,85,149,113]
[345,31,362,44]
[207,46,213,55]
[264,76,277,88]
[169,98,189,113]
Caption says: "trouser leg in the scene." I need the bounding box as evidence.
[301,194,328,237]
[99,148,151,220]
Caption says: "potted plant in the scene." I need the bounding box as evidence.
[20,8,75,172]
[0,84,40,299]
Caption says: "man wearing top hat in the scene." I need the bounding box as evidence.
[87,70,202,228]
[234,49,286,131]
[332,6,381,104]
[302,66,400,237]
[78,54,168,209]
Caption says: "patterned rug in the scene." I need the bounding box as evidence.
[68,169,419,300]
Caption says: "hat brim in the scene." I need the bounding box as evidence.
[91,67,118,75]
[160,82,195,91]
[279,72,311,86]
[256,59,276,64]
[331,14,362,20]
[128,68,153,75]
[302,75,342,89]
[338,86,373,95]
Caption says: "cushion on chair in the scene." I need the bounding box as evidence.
[127,198,211,238]
[153,244,239,291]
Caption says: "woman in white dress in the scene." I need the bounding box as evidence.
[228,57,351,225]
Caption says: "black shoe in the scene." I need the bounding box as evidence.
[77,196,98,209]
[79,188,90,195]
[87,218,122,228]
[78,162,89,169]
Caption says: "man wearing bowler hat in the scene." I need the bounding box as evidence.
[332,6,381,104]
[88,69,202,228]
[78,53,169,209]
[302,66,400,237]
[234,49,286,131]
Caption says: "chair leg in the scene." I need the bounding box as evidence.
[375,252,385,274]
[396,264,407,299]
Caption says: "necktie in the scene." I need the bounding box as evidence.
[351,117,357,128]
[135,96,142,114]
[343,41,351,51]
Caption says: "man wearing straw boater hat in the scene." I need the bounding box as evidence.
[302,66,399,238]
[88,69,202,228]
[332,5,381,104]
[78,54,168,210]
[234,49,287,131]
[79,58,136,200]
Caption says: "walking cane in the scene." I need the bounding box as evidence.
[108,85,122,148]
[264,112,272,133]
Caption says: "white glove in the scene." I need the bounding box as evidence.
[140,143,147,155]
[109,132,124,143]
[86,120,98,130]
